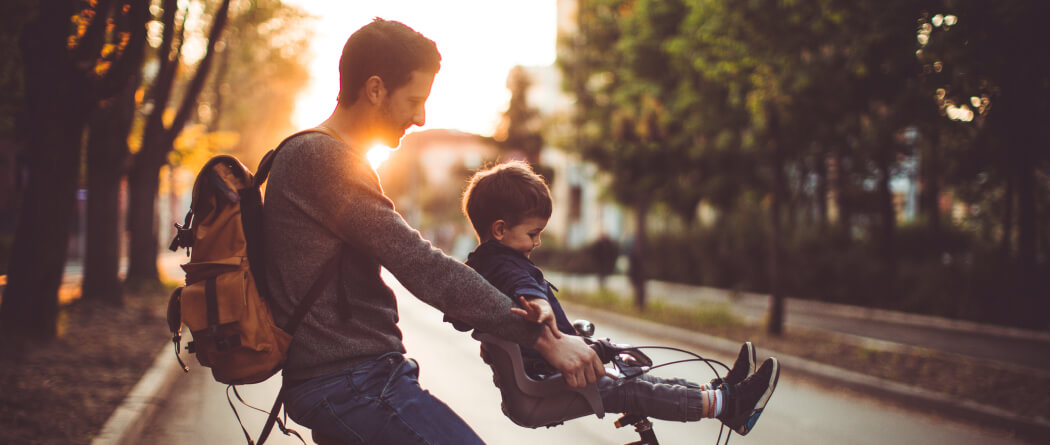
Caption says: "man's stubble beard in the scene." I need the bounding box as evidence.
[378,100,407,148]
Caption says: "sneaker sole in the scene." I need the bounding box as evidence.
[744,342,757,376]
[737,357,779,436]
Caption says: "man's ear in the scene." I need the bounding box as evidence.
[364,75,386,105]
[490,220,507,241]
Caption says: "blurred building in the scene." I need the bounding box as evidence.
[489,0,628,250]
[381,129,497,258]
[513,62,627,250]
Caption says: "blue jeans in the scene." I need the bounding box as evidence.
[283,353,486,445]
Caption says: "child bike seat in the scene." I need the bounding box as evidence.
[473,332,605,428]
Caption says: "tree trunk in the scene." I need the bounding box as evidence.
[629,197,648,310]
[124,0,230,286]
[767,108,785,336]
[785,159,798,235]
[815,150,828,231]
[833,144,851,235]
[1001,174,1014,258]
[875,136,897,303]
[0,126,84,340]
[0,2,91,340]
[1015,144,1038,328]
[920,129,941,234]
[82,79,136,304]
[125,149,164,284]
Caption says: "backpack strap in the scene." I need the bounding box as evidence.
[284,255,341,335]
[246,125,347,305]
[253,126,344,188]
[256,255,340,445]
[252,126,347,445]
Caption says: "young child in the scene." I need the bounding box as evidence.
[456,160,779,436]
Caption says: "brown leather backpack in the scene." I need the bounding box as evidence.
[166,127,341,444]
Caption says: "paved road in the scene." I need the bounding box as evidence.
[138,273,1033,445]
[548,273,1050,372]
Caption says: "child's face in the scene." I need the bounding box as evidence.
[495,216,548,258]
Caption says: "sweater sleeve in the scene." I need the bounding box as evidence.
[276,135,543,346]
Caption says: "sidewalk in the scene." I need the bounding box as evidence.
[545,272,1050,372]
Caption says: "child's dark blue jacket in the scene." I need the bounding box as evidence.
[447,240,576,367]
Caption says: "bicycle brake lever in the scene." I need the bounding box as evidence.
[589,338,654,369]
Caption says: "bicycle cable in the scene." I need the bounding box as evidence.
[612,345,738,445]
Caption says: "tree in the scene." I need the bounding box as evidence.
[561,0,698,309]
[496,65,545,168]
[1,0,149,340]
[199,0,312,168]
[81,74,141,304]
[917,1,1050,327]
[125,0,230,286]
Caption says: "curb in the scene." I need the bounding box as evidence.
[563,301,1050,444]
[549,272,1050,344]
[91,344,182,445]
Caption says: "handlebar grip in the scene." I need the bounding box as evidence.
[589,342,609,363]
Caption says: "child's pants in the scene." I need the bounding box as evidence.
[598,374,704,421]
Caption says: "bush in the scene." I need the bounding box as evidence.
[535,212,1044,329]
[531,239,601,274]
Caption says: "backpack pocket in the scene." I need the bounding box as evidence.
[180,257,292,385]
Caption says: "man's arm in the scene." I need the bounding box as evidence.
[510,296,561,338]
[531,326,606,388]
[278,135,544,346]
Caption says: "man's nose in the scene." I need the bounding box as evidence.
[413,107,426,127]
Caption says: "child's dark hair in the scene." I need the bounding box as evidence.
[338,18,442,105]
[462,161,552,240]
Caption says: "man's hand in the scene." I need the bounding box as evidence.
[531,326,606,388]
[510,296,562,338]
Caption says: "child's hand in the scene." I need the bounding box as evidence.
[510,296,562,338]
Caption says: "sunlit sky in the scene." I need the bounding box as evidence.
[284,0,558,138]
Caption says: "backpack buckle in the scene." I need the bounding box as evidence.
[168,211,195,254]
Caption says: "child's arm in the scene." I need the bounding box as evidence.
[510,296,563,338]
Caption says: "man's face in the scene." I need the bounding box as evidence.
[376,70,435,147]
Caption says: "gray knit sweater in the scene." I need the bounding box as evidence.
[263,132,542,380]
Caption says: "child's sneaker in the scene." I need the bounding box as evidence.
[710,341,756,388]
[717,357,779,436]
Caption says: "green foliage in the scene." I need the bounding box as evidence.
[560,0,703,208]
[622,218,1042,327]
[557,0,1050,326]
[195,0,313,167]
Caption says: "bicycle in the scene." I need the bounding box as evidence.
[475,319,744,445]
[300,319,749,445]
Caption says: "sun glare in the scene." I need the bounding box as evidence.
[367,145,392,170]
[285,1,557,136]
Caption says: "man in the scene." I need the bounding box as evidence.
[262,18,605,444]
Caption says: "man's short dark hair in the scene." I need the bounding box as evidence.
[338,18,442,105]
[462,161,553,240]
